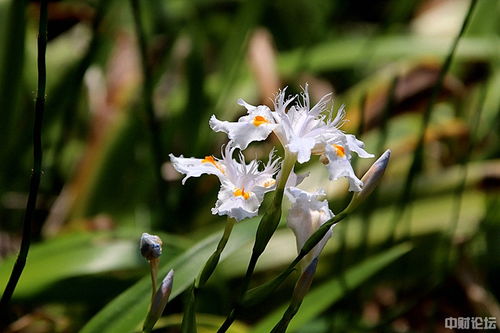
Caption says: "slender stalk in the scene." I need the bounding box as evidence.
[0,0,48,319]
[181,217,236,333]
[242,151,296,290]
[389,0,478,243]
[130,0,167,223]
[196,217,236,288]
[218,205,348,332]
[217,151,296,333]
[270,259,318,333]
[444,84,486,269]
[149,258,159,301]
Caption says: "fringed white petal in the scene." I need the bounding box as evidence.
[345,134,374,158]
[324,144,363,192]
[287,136,316,164]
[212,186,261,221]
[209,110,277,150]
[169,153,224,185]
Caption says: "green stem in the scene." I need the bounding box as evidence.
[218,152,296,332]
[244,151,296,289]
[242,210,347,307]
[270,258,318,333]
[389,0,478,243]
[0,0,48,320]
[149,258,159,301]
[218,211,347,332]
[197,217,236,287]
[181,217,236,333]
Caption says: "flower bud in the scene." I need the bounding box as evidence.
[292,258,318,302]
[143,269,174,331]
[346,149,391,213]
[140,233,163,261]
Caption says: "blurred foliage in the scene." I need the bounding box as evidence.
[0,0,499,332]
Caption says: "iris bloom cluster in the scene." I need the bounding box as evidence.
[210,85,374,191]
[170,84,375,269]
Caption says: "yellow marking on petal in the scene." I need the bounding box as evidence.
[263,179,276,188]
[202,155,225,173]
[252,115,269,127]
[233,188,251,200]
[333,144,345,158]
[201,156,216,164]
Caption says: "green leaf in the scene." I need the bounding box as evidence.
[278,36,498,76]
[0,230,185,298]
[250,243,412,333]
[157,313,250,333]
[81,218,258,333]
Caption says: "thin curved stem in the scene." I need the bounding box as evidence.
[181,217,236,333]
[0,0,48,319]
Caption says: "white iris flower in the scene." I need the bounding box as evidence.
[209,85,374,192]
[285,186,334,271]
[209,100,278,150]
[169,145,280,221]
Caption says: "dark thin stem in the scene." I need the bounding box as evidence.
[0,0,48,320]
[130,0,167,222]
[389,0,477,243]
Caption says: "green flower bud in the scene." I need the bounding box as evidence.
[345,149,391,213]
[143,269,174,332]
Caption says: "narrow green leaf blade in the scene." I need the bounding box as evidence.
[251,243,412,333]
[81,218,258,333]
[0,230,184,298]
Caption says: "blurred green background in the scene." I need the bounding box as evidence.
[0,0,499,332]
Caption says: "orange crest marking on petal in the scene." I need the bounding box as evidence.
[202,155,225,173]
[333,144,345,158]
[201,156,216,164]
[252,115,269,127]
[233,188,250,200]
[263,179,276,188]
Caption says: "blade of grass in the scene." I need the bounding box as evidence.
[0,230,186,298]
[0,0,28,162]
[0,0,28,192]
[388,0,478,244]
[46,0,114,190]
[443,83,486,271]
[250,243,412,333]
[196,0,267,154]
[81,217,258,333]
[130,0,168,227]
[278,35,496,77]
